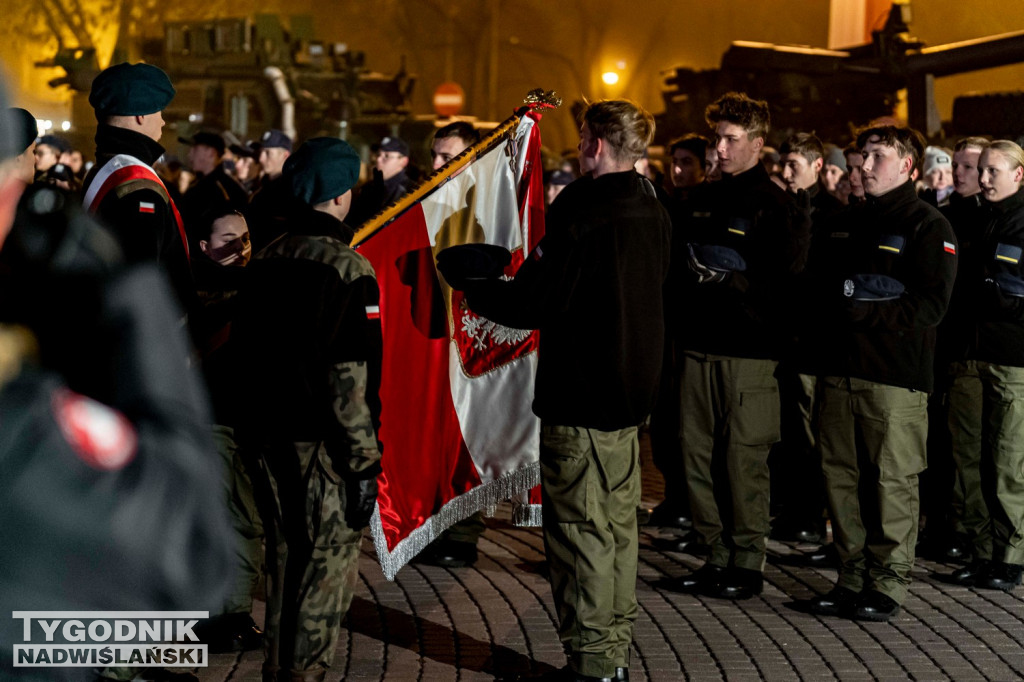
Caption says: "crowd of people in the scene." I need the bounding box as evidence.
[3,56,1024,682]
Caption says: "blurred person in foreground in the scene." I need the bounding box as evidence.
[0,90,234,680]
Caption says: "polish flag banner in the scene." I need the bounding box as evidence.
[356,113,545,579]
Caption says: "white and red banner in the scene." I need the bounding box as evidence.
[358,114,546,579]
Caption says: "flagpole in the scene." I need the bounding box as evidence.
[350,88,562,249]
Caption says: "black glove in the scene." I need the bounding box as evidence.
[436,243,512,291]
[345,476,379,529]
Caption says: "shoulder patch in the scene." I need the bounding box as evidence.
[878,234,905,254]
[995,242,1020,263]
[114,178,170,204]
[727,217,752,236]
[52,388,137,471]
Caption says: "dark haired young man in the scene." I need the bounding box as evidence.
[661,92,810,601]
[807,126,956,621]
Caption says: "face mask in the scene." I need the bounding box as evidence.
[206,233,251,266]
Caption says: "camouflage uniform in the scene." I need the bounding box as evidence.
[250,440,363,676]
[234,209,382,682]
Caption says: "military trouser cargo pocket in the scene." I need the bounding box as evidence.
[540,425,594,524]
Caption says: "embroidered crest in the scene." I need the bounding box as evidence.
[449,249,538,377]
[843,279,855,298]
[461,312,531,352]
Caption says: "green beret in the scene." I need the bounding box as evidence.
[89,63,175,118]
[285,137,360,205]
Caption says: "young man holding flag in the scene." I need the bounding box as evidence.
[440,99,671,682]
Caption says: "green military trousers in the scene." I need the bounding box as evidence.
[819,376,928,604]
[211,425,265,616]
[540,424,640,680]
[948,360,1024,565]
[679,352,780,571]
[250,441,362,679]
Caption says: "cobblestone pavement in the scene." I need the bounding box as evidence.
[200,437,1024,682]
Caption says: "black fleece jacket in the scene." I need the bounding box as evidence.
[465,170,671,431]
[818,180,957,392]
[948,188,1024,367]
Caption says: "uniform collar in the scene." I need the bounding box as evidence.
[864,179,918,212]
[94,124,166,166]
[986,187,1024,215]
[721,161,771,189]
[294,205,355,244]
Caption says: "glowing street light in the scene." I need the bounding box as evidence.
[61,121,71,131]
[602,71,619,85]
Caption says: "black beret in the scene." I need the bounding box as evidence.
[178,131,225,155]
[379,136,409,156]
[436,243,512,284]
[696,244,747,272]
[993,272,1024,297]
[260,129,293,152]
[284,137,361,205]
[843,274,905,301]
[89,63,175,118]
[7,108,38,154]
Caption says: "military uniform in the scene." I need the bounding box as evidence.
[461,169,671,679]
[348,168,412,229]
[232,139,382,682]
[670,162,810,583]
[83,125,194,311]
[944,188,1024,584]
[816,180,956,606]
[81,63,194,313]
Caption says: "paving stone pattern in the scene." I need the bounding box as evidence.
[200,436,1024,682]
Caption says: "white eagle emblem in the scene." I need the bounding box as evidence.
[461,312,531,352]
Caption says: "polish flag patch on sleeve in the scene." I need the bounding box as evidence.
[139,201,155,214]
[52,388,137,471]
[365,305,380,320]
[944,241,956,255]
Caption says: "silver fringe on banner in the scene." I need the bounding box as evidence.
[512,502,543,527]
[370,461,541,580]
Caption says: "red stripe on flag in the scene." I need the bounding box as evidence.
[357,204,479,550]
